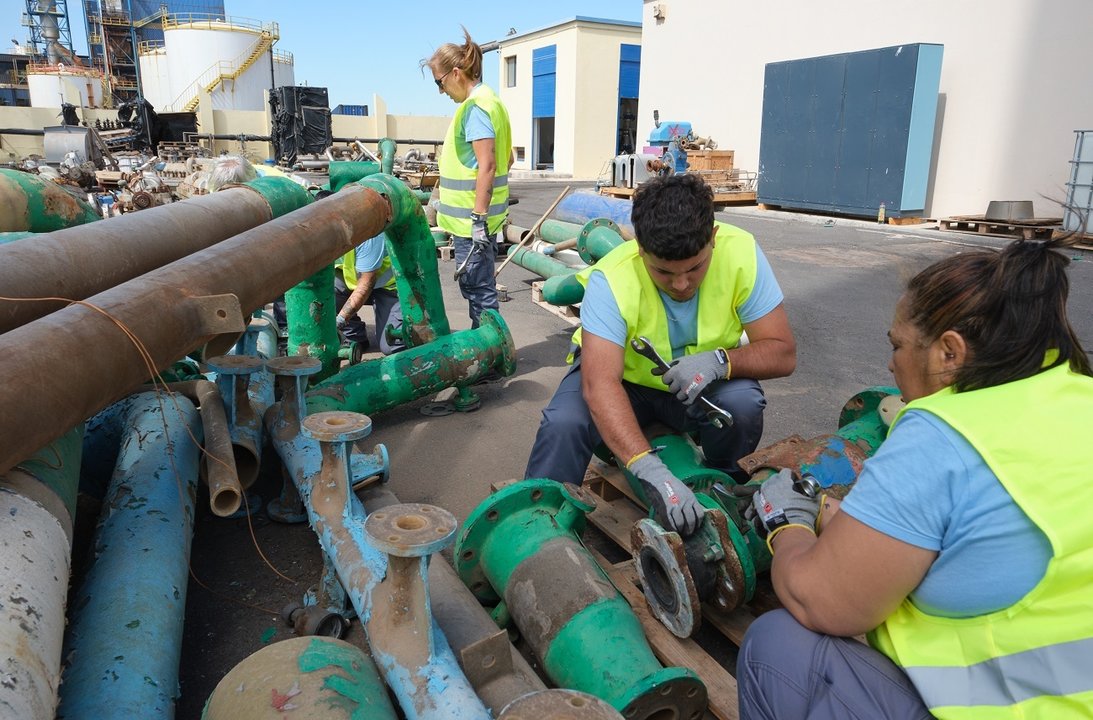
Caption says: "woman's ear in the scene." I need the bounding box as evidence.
[937,330,968,373]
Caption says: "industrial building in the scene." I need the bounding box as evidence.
[496,16,641,179]
[635,0,1093,219]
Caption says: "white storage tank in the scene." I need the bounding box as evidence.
[138,42,171,112]
[161,15,279,112]
[272,50,295,91]
[28,65,105,108]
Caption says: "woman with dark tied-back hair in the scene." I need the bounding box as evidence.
[736,235,1093,720]
[423,28,512,333]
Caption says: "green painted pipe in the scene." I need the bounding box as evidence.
[537,219,584,243]
[328,161,381,192]
[244,175,312,218]
[576,219,625,264]
[0,169,100,232]
[356,174,451,347]
[378,137,397,175]
[285,265,341,381]
[305,310,515,416]
[0,231,36,244]
[508,246,578,279]
[541,273,585,305]
[11,424,84,521]
[455,479,707,720]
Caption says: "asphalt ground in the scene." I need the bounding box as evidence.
[176,180,1093,716]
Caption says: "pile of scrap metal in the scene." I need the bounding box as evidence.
[0,166,526,719]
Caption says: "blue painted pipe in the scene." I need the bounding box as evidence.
[58,392,202,719]
[267,370,489,720]
[555,191,635,239]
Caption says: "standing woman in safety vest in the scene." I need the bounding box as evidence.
[425,28,512,329]
[737,235,1093,719]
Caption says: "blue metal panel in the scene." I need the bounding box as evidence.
[619,43,640,98]
[757,43,943,218]
[532,45,557,119]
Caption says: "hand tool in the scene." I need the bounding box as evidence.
[630,336,734,429]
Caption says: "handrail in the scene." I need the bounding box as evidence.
[273,49,293,64]
[162,13,277,37]
[137,40,165,54]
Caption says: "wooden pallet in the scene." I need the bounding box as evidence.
[530,280,580,326]
[939,215,1061,240]
[582,460,777,720]
[600,186,637,199]
[1051,228,1093,251]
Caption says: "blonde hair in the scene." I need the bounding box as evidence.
[422,26,483,82]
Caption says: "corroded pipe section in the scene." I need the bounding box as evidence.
[0,167,100,233]
[203,636,397,720]
[207,355,266,490]
[0,176,310,334]
[281,411,490,720]
[498,690,624,720]
[359,484,548,715]
[57,393,202,718]
[160,380,242,517]
[0,184,390,476]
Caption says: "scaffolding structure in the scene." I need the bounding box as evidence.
[22,0,77,65]
[82,0,225,108]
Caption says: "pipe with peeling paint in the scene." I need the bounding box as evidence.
[57,392,202,719]
[267,368,490,719]
[0,430,80,720]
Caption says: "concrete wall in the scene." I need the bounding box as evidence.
[498,19,642,178]
[637,0,1092,218]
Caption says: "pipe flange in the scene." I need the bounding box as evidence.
[480,309,518,378]
[706,509,747,613]
[617,666,707,720]
[266,355,322,377]
[419,402,454,417]
[456,479,571,605]
[301,411,372,443]
[559,483,597,513]
[206,354,265,375]
[631,518,701,638]
[364,503,457,557]
[499,689,624,720]
[351,444,390,490]
[577,218,622,265]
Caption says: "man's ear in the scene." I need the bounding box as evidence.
[710,225,718,247]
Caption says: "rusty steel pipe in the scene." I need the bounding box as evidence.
[158,380,242,517]
[0,185,390,477]
[0,180,308,335]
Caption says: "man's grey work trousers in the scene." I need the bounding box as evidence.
[452,234,499,329]
[737,610,931,720]
[524,361,766,485]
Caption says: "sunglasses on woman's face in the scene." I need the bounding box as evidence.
[435,67,454,89]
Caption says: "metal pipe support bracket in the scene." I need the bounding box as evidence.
[455,479,707,720]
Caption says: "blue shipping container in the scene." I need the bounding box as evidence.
[757,43,943,218]
[332,104,369,116]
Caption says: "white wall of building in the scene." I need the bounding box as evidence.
[498,18,642,178]
[637,0,1093,218]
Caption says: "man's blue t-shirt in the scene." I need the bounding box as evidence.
[580,245,783,359]
[842,410,1051,618]
[354,232,388,273]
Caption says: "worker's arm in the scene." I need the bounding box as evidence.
[338,271,378,323]
[731,303,797,380]
[769,513,936,636]
[471,137,497,215]
[581,332,653,465]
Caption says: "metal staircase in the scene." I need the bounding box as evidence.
[164,20,279,112]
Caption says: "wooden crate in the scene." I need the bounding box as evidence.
[530,280,580,326]
[687,150,735,172]
[581,460,779,720]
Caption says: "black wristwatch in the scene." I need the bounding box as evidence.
[470,211,488,224]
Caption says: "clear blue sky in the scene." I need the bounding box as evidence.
[5,1,641,115]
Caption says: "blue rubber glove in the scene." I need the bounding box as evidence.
[629,453,705,536]
[654,348,729,405]
[745,468,822,553]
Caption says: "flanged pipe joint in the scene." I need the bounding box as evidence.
[629,387,903,637]
[455,479,708,720]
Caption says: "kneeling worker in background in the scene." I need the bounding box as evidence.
[524,174,797,536]
[335,232,404,355]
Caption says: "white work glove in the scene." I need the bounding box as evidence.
[744,468,823,553]
[335,314,348,331]
[471,213,491,251]
[629,453,705,536]
[654,348,729,405]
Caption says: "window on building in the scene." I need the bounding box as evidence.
[505,55,517,87]
[514,146,526,163]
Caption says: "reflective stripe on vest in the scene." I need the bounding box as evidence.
[437,83,512,238]
[870,364,1093,719]
[567,221,758,389]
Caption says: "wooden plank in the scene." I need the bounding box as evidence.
[711,190,757,204]
[592,550,740,720]
[599,186,637,199]
[530,281,580,326]
[887,216,926,226]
